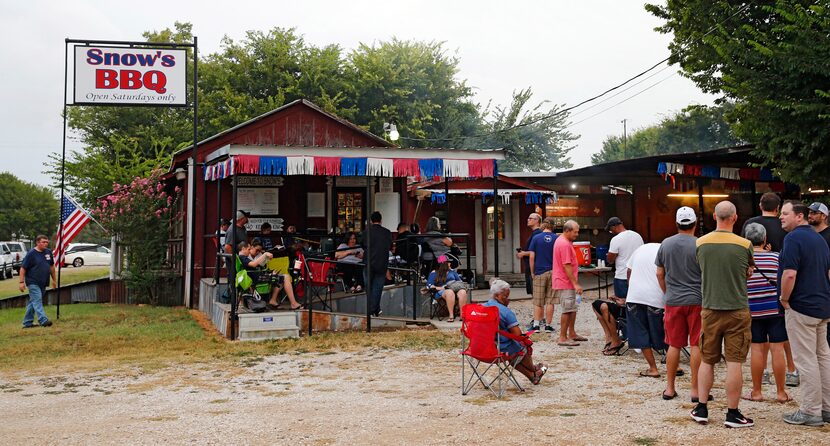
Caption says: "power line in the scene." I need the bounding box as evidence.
[398,2,753,144]
[568,72,678,128]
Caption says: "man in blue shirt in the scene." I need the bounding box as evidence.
[19,235,56,328]
[528,218,558,333]
[482,278,547,385]
[779,201,830,426]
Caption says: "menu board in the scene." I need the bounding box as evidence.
[337,192,363,233]
[238,188,279,215]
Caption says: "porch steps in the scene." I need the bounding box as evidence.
[482,273,526,287]
[237,311,300,341]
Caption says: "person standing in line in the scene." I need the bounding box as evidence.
[528,218,558,333]
[606,217,644,304]
[656,207,704,402]
[217,218,230,252]
[625,242,667,379]
[742,192,787,252]
[778,201,830,426]
[517,213,543,316]
[742,223,790,403]
[808,202,830,349]
[19,235,56,328]
[691,201,755,428]
[363,211,393,317]
[742,192,799,387]
[553,220,586,346]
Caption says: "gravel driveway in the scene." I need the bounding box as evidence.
[1,290,828,445]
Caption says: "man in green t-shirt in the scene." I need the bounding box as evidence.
[690,201,755,428]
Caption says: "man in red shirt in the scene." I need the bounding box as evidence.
[553,220,586,346]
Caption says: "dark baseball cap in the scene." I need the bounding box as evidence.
[605,217,623,232]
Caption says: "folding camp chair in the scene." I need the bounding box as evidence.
[301,253,336,311]
[460,304,533,398]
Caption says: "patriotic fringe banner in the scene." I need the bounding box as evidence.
[366,158,393,177]
[203,155,503,181]
[656,162,780,182]
[430,193,446,204]
[341,158,367,176]
[314,157,341,176]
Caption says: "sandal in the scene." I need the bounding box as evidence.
[603,344,624,356]
[741,391,764,402]
[662,390,678,400]
[290,304,304,311]
[557,341,580,347]
[446,317,455,323]
[639,370,661,378]
[601,342,612,352]
[531,365,548,385]
[572,335,588,342]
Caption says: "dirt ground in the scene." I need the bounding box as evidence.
[2,290,828,445]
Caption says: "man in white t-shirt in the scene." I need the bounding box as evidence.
[606,217,644,301]
[625,243,667,378]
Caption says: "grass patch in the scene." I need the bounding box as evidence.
[0,266,109,300]
[633,437,658,446]
[0,304,456,374]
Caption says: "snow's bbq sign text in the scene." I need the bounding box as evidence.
[74,46,187,106]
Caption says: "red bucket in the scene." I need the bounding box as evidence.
[573,241,591,266]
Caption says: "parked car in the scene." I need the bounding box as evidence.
[63,243,111,267]
[2,241,28,273]
[0,242,16,279]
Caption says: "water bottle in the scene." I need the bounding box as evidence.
[576,293,582,305]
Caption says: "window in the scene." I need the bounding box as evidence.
[486,205,505,240]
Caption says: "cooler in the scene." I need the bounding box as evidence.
[573,241,591,266]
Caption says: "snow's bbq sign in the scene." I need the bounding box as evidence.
[74,46,187,106]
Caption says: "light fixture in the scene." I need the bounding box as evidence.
[383,122,399,141]
[570,183,577,190]
[667,193,729,198]
[174,167,186,181]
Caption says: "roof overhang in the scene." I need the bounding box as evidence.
[206,144,505,163]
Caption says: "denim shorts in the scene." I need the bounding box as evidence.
[613,279,629,299]
[625,302,667,350]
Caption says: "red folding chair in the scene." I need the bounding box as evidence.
[460,304,533,398]
[302,254,336,311]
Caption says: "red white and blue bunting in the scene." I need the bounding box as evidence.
[204,155,497,181]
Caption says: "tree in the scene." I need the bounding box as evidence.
[592,103,743,164]
[346,39,480,146]
[470,88,577,171]
[0,173,58,240]
[646,1,830,185]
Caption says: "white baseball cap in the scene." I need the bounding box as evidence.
[809,202,829,216]
[676,206,697,224]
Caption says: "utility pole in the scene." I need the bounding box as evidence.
[621,119,628,159]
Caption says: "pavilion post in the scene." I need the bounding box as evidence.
[697,179,706,235]
[444,177,450,232]
[229,174,238,340]
[493,164,499,277]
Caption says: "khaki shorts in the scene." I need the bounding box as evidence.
[699,308,751,364]
[554,289,577,314]
[532,271,559,306]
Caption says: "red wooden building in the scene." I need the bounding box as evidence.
[168,99,504,306]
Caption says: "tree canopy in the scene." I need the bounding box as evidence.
[646,1,830,185]
[592,103,742,164]
[0,172,58,241]
[52,23,576,206]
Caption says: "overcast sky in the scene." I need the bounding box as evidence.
[1,0,716,187]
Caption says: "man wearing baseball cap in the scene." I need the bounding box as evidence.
[808,202,830,248]
[606,216,643,302]
[656,207,704,401]
[223,210,250,256]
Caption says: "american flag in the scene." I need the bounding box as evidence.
[55,195,91,265]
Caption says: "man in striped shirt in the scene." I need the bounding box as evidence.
[744,223,790,403]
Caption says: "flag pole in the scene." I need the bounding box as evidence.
[56,40,70,320]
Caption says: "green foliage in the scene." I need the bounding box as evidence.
[346,38,480,146]
[0,172,58,240]
[470,88,576,171]
[592,103,743,164]
[646,1,830,184]
[93,170,180,304]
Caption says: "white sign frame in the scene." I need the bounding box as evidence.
[73,46,188,106]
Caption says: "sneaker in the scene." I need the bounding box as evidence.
[690,403,709,425]
[822,410,830,423]
[724,409,754,428]
[786,371,800,387]
[761,369,771,385]
[528,322,541,332]
[41,320,53,327]
[544,325,555,333]
[783,410,824,427]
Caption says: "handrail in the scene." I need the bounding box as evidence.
[302,256,422,335]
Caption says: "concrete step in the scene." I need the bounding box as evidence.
[237,311,299,340]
